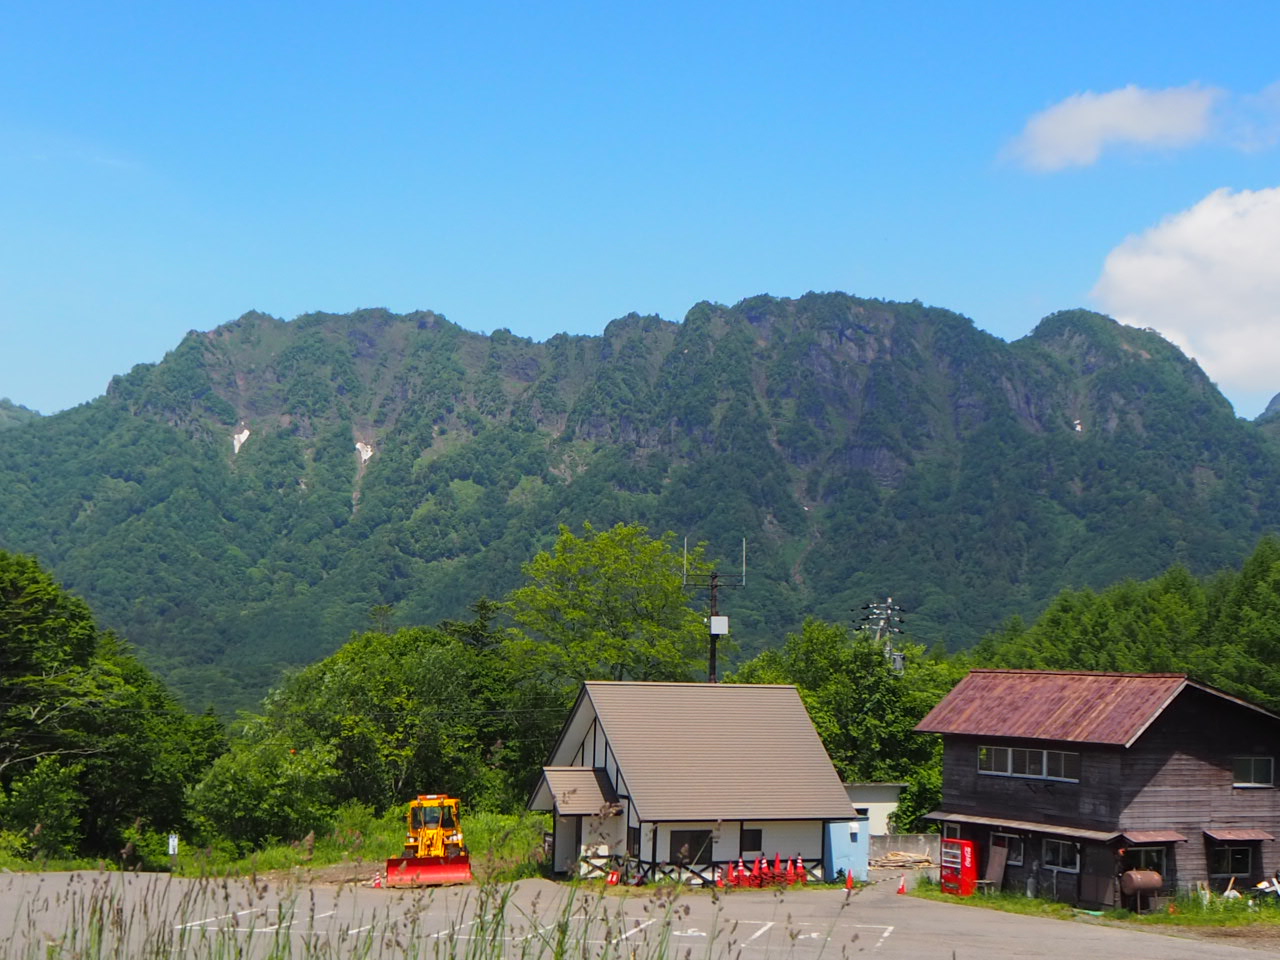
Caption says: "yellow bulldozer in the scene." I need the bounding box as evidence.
[384,793,474,886]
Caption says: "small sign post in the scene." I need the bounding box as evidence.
[168,833,179,872]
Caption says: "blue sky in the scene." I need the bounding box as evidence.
[3,1,1279,417]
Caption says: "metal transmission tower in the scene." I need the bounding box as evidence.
[683,539,746,683]
[857,596,906,675]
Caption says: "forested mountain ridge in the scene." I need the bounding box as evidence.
[0,398,41,430]
[3,292,1279,713]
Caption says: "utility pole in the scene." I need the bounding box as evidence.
[856,596,906,675]
[684,540,746,683]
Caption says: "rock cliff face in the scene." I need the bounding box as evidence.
[2,292,1278,712]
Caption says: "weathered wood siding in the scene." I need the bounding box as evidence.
[940,737,1122,828]
[938,685,1280,895]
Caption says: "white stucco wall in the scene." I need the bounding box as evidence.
[844,783,904,835]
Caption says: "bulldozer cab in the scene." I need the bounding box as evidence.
[411,803,454,831]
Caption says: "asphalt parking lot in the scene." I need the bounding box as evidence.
[0,868,1272,959]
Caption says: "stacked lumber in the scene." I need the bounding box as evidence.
[870,851,934,869]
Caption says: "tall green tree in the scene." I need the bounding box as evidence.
[504,523,713,685]
[0,551,225,859]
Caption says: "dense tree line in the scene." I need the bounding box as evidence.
[7,527,1280,864]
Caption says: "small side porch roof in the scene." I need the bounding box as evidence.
[531,766,621,816]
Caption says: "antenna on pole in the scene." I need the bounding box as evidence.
[683,538,747,683]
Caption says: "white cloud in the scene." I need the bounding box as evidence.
[1091,186,1280,416]
[1006,84,1221,171]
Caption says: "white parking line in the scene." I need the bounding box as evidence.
[174,908,261,930]
[612,918,657,943]
[874,924,894,950]
[745,921,775,941]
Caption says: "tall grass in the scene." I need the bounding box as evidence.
[0,869,856,960]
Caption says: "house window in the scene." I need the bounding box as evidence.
[942,822,961,840]
[1233,757,1274,787]
[628,826,641,856]
[670,829,712,865]
[978,745,1079,782]
[1125,846,1166,876]
[1211,845,1253,878]
[991,832,1024,866]
[740,828,762,853]
[1042,838,1079,873]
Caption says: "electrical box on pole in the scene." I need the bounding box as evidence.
[683,539,746,683]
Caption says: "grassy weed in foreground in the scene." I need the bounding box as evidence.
[1,870,861,960]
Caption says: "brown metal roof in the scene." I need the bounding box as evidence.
[925,811,1120,842]
[533,767,620,815]
[916,670,1204,746]
[1204,828,1276,841]
[1121,830,1188,844]
[558,682,854,822]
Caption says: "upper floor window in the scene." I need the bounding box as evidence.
[1232,756,1274,787]
[978,745,1080,782]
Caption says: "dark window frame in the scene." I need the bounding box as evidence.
[669,829,713,866]
[991,831,1024,866]
[1232,756,1274,788]
[978,744,1080,782]
[1042,838,1079,873]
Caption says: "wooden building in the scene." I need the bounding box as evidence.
[916,670,1280,906]
[529,681,862,883]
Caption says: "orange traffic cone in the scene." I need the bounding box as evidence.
[897,874,907,894]
[737,857,748,887]
[845,869,854,890]
[785,858,796,885]
[796,854,807,884]
[716,866,724,888]
[372,871,382,889]
[751,857,762,888]
[774,852,783,875]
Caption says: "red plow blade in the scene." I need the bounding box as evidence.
[384,855,473,887]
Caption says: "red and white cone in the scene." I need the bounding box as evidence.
[796,854,807,884]
[372,871,383,889]
[897,873,907,894]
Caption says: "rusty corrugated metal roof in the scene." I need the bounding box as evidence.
[1122,830,1188,843]
[915,670,1206,746]
[533,767,619,815]
[1204,828,1275,841]
[566,682,854,822]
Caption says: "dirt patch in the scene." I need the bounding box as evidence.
[1174,925,1280,949]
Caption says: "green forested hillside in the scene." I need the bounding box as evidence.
[0,398,41,430]
[2,293,1279,713]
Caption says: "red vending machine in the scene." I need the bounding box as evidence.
[940,838,978,896]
